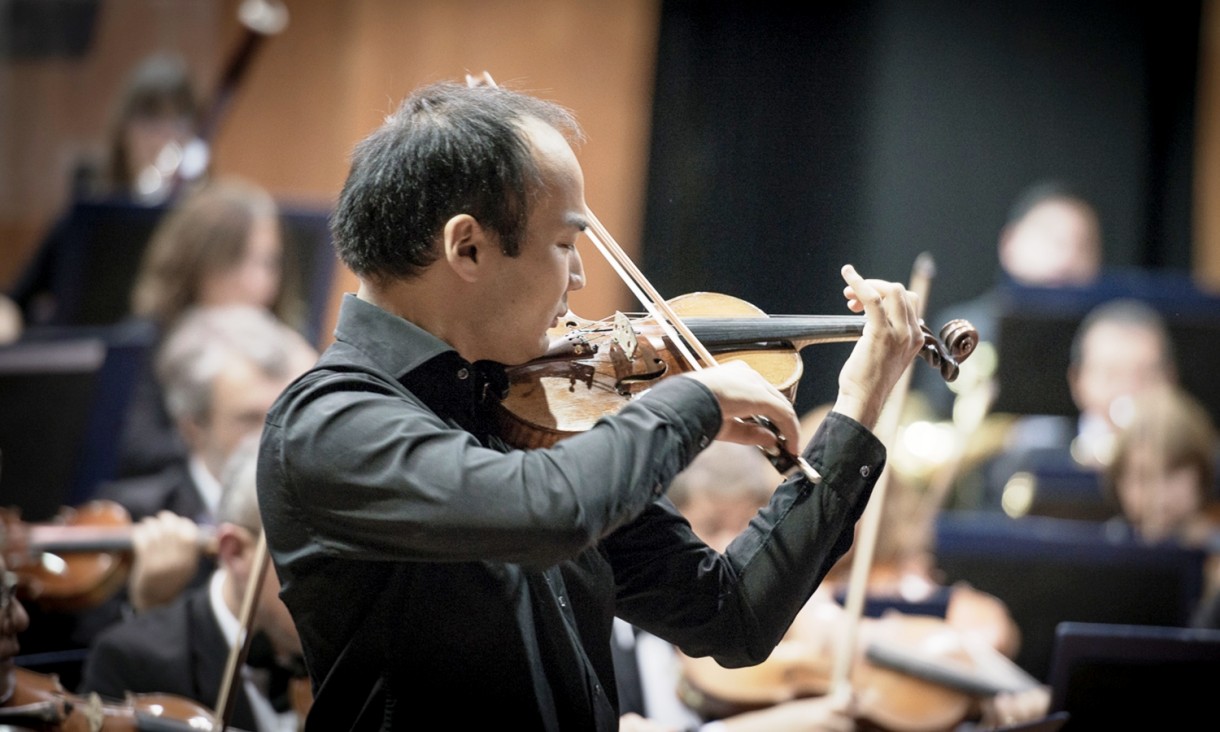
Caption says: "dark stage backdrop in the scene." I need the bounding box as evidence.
[642,0,1201,416]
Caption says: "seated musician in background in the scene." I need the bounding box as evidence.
[622,437,1047,731]
[915,180,1103,422]
[119,175,303,480]
[1103,383,1220,546]
[980,297,1178,514]
[66,305,315,645]
[614,440,857,732]
[9,52,206,327]
[1101,383,1220,622]
[79,434,305,732]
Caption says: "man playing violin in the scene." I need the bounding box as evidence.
[256,79,924,731]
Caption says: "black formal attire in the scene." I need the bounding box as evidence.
[92,459,211,524]
[258,294,886,731]
[78,583,266,732]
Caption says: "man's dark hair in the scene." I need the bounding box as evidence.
[1006,179,1094,227]
[331,81,584,282]
[1069,297,1176,370]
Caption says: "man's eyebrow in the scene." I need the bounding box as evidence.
[565,212,589,231]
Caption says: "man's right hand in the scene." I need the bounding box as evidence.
[683,360,801,451]
[128,511,203,611]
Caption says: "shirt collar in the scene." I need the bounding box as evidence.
[189,454,223,520]
[332,293,453,380]
[331,292,509,417]
[209,567,240,648]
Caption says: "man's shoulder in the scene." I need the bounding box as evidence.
[270,347,408,413]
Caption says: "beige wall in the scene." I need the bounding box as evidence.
[1198,0,1220,290]
[1,0,661,347]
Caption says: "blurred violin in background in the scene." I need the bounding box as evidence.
[0,665,238,731]
[1,500,215,612]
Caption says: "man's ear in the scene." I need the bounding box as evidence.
[215,524,250,566]
[443,214,488,283]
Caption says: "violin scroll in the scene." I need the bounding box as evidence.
[916,318,978,383]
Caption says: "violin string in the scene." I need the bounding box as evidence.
[583,192,823,484]
[582,208,710,372]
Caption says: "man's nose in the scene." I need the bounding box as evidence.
[569,247,586,291]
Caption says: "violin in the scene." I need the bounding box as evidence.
[497,291,977,450]
[0,666,239,731]
[1,500,216,612]
[677,601,1039,732]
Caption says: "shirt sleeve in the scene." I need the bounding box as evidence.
[604,411,885,667]
[260,370,722,569]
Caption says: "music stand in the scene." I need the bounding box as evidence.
[934,511,1207,683]
[0,320,155,519]
[990,268,1220,421]
[1047,621,1220,729]
[41,196,337,344]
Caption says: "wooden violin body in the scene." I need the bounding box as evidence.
[1,666,228,732]
[1,500,216,612]
[2,501,134,613]
[497,291,977,449]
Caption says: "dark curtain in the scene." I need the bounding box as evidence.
[642,0,1201,414]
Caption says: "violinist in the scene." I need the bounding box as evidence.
[79,434,305,732]
[256,78,925,731]
[41,305,318,653]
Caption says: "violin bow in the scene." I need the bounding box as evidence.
[828,252,936,699]
[464,71,819,482]
[214,528,274,731]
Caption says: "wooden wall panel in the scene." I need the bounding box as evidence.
[1197,0,1220,290]
[2,0,661,346]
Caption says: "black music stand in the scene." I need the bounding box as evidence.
[933,511,1207,683]
[1046,621,1220,730]
[990,267,1220,421]
[0,319,154,520]
[34,196,337,344]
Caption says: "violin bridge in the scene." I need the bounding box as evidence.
[611,311,639,361]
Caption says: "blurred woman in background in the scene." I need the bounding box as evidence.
[119,175,302,479]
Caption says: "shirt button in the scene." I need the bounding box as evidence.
[457,367,470,380]
[860,465,871,478]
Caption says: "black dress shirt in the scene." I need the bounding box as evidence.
[257,294,886,731]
